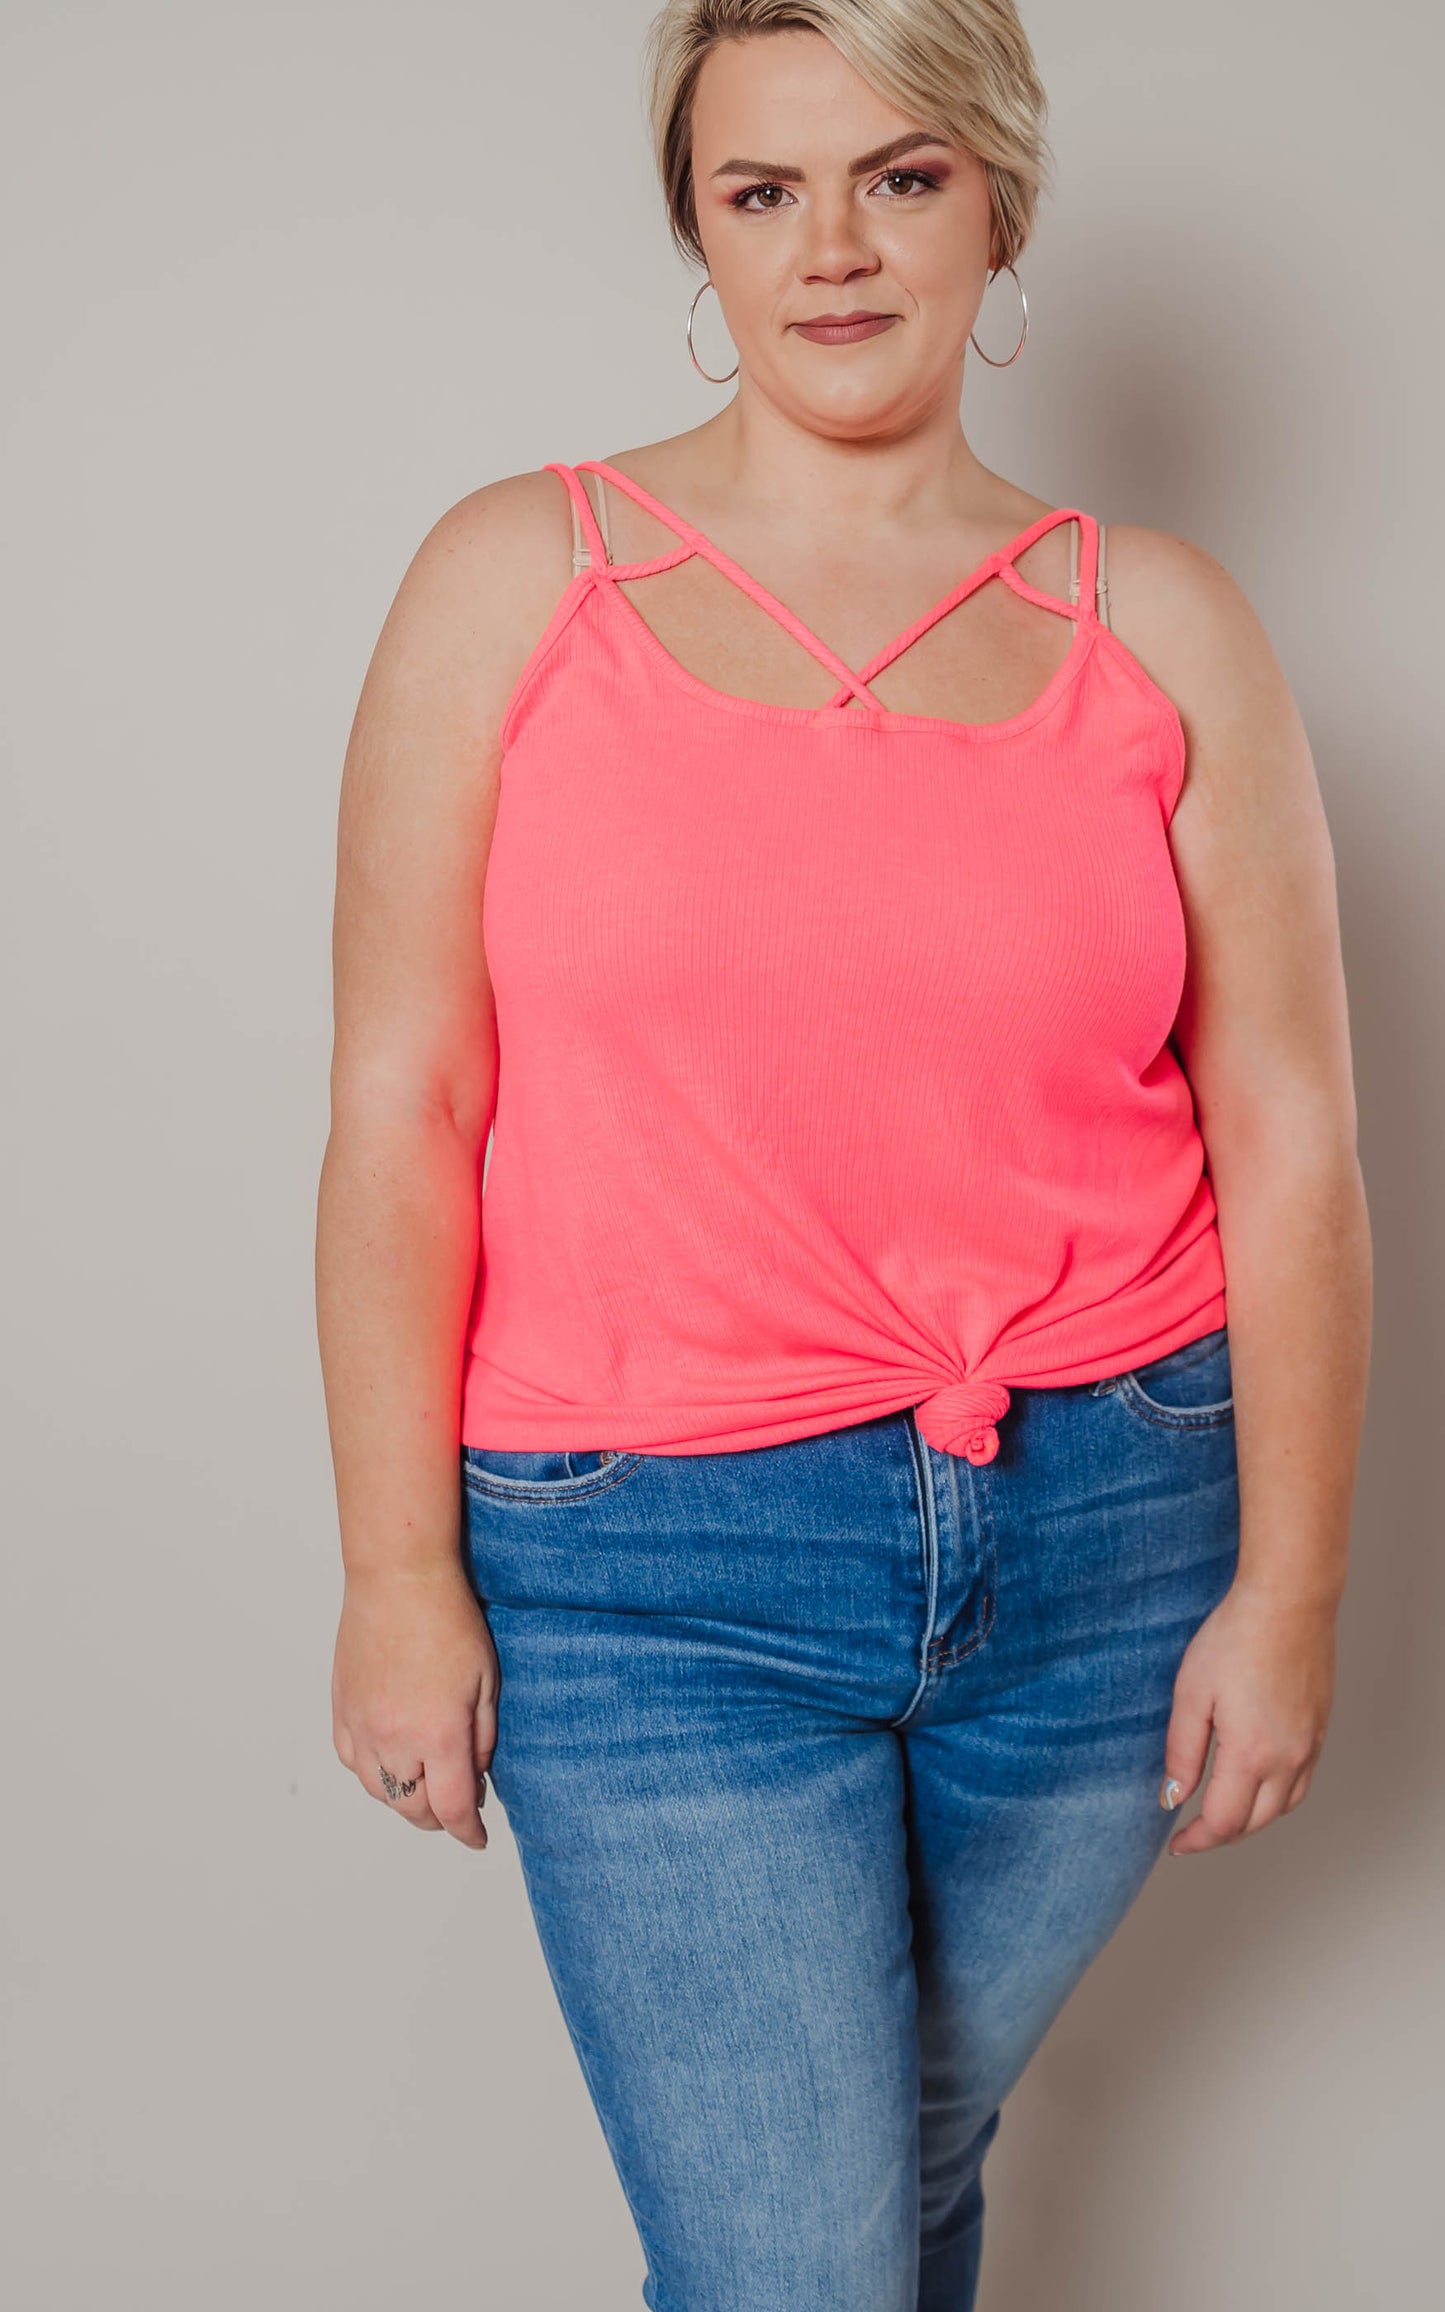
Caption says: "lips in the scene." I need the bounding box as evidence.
[791,312,898,344]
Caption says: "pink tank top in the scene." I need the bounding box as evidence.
[460,459,1226,1465]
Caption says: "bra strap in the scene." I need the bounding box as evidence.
[1071,511,1101,624]
[1067,516,1111,630]
[545,462,609,576]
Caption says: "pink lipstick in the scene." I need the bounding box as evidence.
[791,311,898,345]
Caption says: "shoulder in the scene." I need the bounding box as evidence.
[1100,522,1323,859]
[353,467,580,750]
[1099,521,1291,738]
[385,467,576,652]
[1099,521,1315,821]
[422,464,576,559]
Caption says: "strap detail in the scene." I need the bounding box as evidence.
[1068,516,1111,630]
[577,457,888,711]
[1057,511,1100,623]
[840,504,1093,704]
[566,470,615,571]
[545,462,609,577]
[566,462,1103,710]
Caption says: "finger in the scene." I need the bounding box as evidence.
[422,1745,488,1852]
[474,1703,496,1799]
[1160,1689,1214,1813]
[1242,1768,1309,1837]
[1283,1763,1315,1812]
[1168,1754,1261,1854]
[364,1758,445,1832]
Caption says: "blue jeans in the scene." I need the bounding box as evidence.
[460,1325,1238,2311]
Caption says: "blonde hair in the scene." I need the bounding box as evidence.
[642,0,1053,273]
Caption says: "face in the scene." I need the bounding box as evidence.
[689,30,995,438]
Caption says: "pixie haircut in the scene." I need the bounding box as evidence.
[642,0,1053,273]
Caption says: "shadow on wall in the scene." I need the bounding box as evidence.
[974,211,1431,2312]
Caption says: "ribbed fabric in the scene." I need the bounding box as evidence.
[460,459,1226,1466]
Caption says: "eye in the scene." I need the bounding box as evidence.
[730,181,794,213]
[728,167,943,213]
[875,168,942,198]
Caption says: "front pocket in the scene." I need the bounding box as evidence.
[1098,1325,1234,1429]
[460,1444,647,1502]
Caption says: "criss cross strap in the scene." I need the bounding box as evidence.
[573,458,885,710]
[994,507,1100,626]
[547,461,654,580]
[822,504,1097,707]
[560,462,1099,717]
[811,505,1099,713]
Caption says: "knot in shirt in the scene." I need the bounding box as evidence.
[915,1376,1013,1465]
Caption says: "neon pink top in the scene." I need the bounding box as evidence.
[460,459,1226,1465]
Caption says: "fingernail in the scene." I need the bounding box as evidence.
[1159,1778,1183,1810]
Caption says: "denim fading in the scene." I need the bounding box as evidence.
[460,1323,1238,2312]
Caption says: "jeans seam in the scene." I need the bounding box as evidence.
[927,1466,996,1669]
[891,1408,941,1729]
[460,1450,647,1503]
[1091,1326,1229,1396]
[1111,1376,1235,1430]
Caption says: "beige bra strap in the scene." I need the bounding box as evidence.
[1067,516,1112,631]
[569,469,614,575]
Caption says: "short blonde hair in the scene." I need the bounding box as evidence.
[642,0,1053,273]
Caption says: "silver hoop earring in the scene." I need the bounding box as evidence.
[686,279,739,384]
[968,263,1029,367]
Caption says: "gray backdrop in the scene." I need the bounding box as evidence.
[3,3,1439,2305]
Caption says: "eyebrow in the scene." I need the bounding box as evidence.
[708,133,951,184]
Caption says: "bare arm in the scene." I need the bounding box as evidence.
[316,467,572,1847]
[1107,525,1372,1854]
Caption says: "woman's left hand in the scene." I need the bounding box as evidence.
[1158,1578,1338,1855]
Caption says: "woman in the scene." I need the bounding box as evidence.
[317,2,1371,2304]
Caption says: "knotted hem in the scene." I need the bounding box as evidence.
[914,1376,1013,1465]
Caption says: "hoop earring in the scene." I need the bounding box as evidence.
[968,263,1029,367]
[686,279,739,384]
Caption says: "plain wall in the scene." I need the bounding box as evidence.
[2,3,1440,2305]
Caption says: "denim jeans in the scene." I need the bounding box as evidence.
[460,1325,1238,2311]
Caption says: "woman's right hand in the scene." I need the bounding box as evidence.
[331,1563,499,1851]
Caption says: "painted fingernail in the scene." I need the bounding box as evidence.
[1160,1778,1183,1810]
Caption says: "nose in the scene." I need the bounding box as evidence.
[796,197,882,286]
